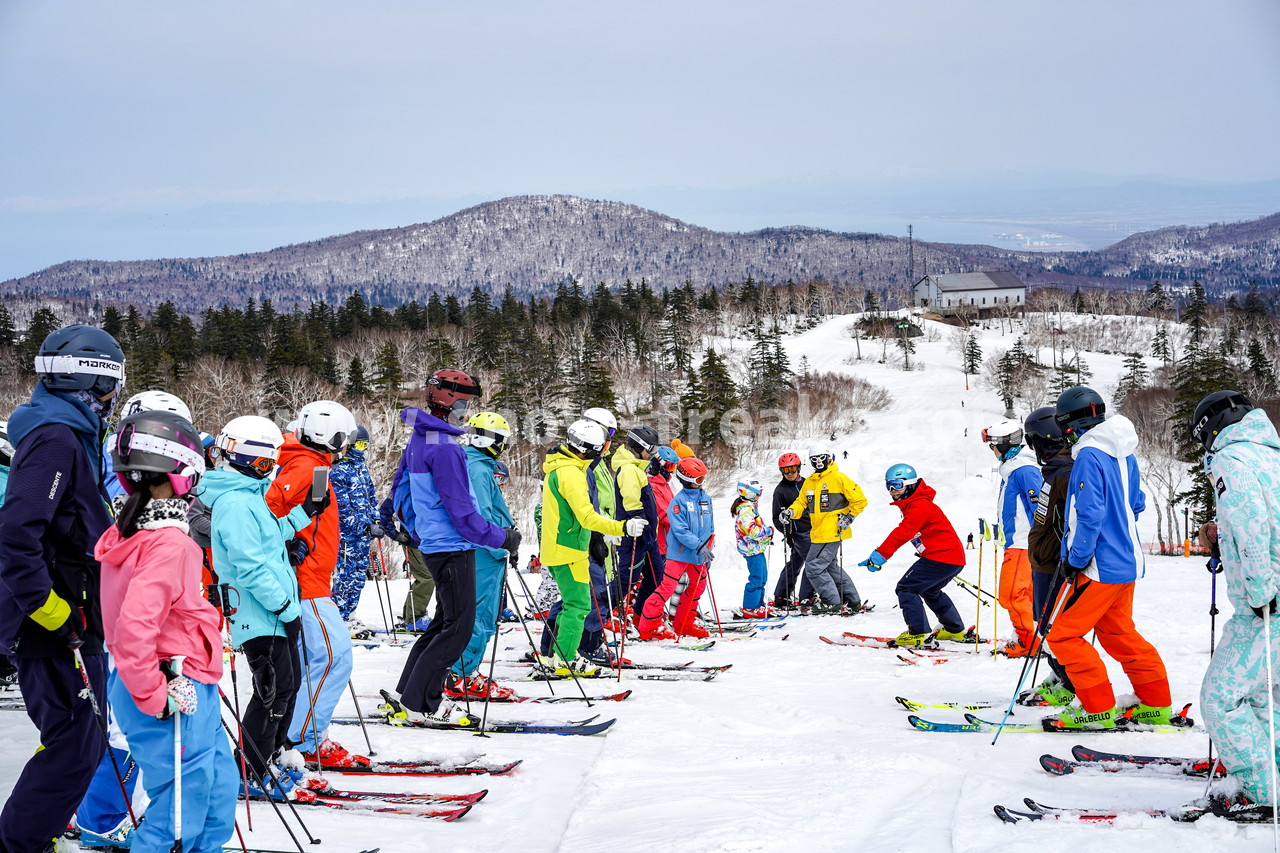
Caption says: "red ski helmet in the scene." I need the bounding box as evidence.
[675,457,708,488]
[777,452,802,470]
[425,369,482,423]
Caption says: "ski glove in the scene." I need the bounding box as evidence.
[1057,559,1084,581]
[837,513,855,530]
[286,537,310,567]
[391,529,414,546]
[366,522,385,539]
[300,487,331,519]
[624,518,649,537]
[603,534,623,547]
[31,591,85,649]
[1252,599,1278,620]
[778,508,794,522]
[858,550,886,572]
[157,674,198,720]
[501,526,522,554]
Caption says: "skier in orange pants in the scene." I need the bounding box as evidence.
[1044,387,1174,731]
[982,420,1040,655]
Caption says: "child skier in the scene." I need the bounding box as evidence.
[982,419,1042,656]
[858,464,969,647]
[330,424,379,633]
[97,410,238,853]
[733,479,773,617]
[639,457,714,640]
[198,415,322,798]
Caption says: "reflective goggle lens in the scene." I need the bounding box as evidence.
[780,465,800,475]
[886,478,906,491]
[353,439,370,451]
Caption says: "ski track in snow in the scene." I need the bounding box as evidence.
[2,312,1276,851]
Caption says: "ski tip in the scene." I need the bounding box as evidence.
[906,715,934,731]
[993,804,1022,824]
[1039,754,1075,776]
[442,804,472,822]
[894,696,919,711]
[819,635,838,644]
[474,788,489,803]
[494,760,523,776]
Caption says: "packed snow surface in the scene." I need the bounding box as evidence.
[1,313,1269,851]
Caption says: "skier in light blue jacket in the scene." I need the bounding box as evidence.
[1194,391,1280,818]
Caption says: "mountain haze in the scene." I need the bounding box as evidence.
[3,195,1277,311]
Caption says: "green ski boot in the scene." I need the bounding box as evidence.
[1045,705,1116,731]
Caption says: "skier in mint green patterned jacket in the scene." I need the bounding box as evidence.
[1195,391,1280,812]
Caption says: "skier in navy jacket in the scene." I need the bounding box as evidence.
[0,325,125,853]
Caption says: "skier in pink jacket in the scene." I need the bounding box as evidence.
[96,410,237,853]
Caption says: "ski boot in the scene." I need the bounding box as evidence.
[242,773,316,802]
[533,654,600,679]
[405,616,432,632]
[933,626,970,643]
[1119,702,1195,728]
[74,818,133,850]
[891,630,936,648]
[675,620,710,639]
[1017,675,1075,707]
[637,622,677,641]
[738,606,774,619]
[1044,705,1116,731]
[346,618,375,640]
[459,674,516,701]
[1209,791,1274,822]
[303,738,371,768]
[1002,639,1031,657]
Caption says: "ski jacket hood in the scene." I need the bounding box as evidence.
[539,446,624,566]
[195,468,306,645]
[392,406,505,554]
[997,449,1042,550]
[786,461,867,544]
[1204,409,1280,614]
[1063,415,1146,583]
[8,383,106,463]
[96,521,224,715]
[876,480,965,565]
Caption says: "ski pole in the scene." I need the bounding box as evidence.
[476,567,512,736]
[219,587,252,831]
[992,542,1001,658]
[169,656,186,853]
[71,645,139,830]
[990,564,1071,746]
[346,680,376,757]
[295,607,325,761]
[506,560,559,696]
[1266,606,1279,850]
[535,569,594,702]
[975,536,983,654]
[370,543,392,638]
[1199,545,1223,800]
[215,691,315,850]
[703,560,724,638]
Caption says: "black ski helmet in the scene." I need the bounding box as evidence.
[1054,386,1106,441]
[36,325,125,397]
[112,410,206,496]
[625,425,660,455]
[1024,406,1066,465]
[1191,390,1253,451]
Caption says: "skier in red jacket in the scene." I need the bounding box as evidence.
[858,463,969,647]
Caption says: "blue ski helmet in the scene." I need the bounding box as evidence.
[885,463,920,497]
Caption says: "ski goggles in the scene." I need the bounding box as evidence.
[353,439,370,451]
[885,477,916,491]
[779,464,801,475]
[494,466,510,486]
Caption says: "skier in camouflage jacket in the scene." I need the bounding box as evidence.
[331,427,379,621]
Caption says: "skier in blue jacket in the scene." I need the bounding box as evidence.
[197,415,320,798]
[448,412,516,701]
[382,370,520,724]
[639,457,715,639]
[0,325,124,853]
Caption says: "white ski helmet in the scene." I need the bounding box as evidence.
[295,400,358,453]
[583,407,617,438]
[737,479,763,501]
[215,416,285,478]
[982,419,1024,451]
[807,444,834,472]
[120,390,192,423]
[566,419,607,459]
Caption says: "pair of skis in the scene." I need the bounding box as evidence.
[906,706,1198,734]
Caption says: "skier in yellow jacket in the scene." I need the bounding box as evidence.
[779,446,868,611]
[539,419,646,677]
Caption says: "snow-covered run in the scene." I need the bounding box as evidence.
[0,312,1266,851]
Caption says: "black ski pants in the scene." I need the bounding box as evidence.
[397,550,476,714]
[773,533,815,602]
[241,620,301,776]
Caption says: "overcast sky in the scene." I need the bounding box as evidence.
[0,0,1277,275]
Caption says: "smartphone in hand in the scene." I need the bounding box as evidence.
[310,467,330,503]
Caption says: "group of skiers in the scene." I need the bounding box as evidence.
[0,317,1276,850]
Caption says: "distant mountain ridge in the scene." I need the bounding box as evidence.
[3,195,1277,311]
